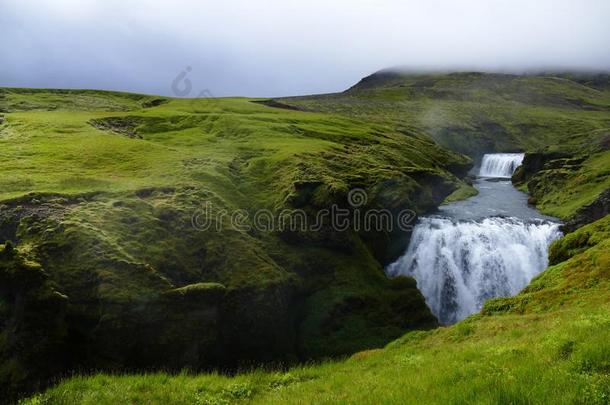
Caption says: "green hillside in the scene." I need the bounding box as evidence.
[2,70,610,404]
[0,88,470,399]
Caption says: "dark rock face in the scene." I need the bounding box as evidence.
[0,243,69,400]
[88,116,145,139]
[511,151,572,185]
[512,152,580,210]
[363,173,458,266]
[563,189,610,233]
[141,98,168,108]
[250,99,303,111]
[0,90,6,113]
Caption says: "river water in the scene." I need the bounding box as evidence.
[387,153,563,324]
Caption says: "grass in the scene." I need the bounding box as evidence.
[0,90,467,204]
[527,150,610,219]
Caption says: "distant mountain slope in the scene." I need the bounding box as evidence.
[278,70,610,159]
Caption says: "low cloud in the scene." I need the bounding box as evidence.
[1,0,609,97]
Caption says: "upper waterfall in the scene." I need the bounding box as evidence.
[479,153,525,178]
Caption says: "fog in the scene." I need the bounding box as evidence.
[1,0,609,97]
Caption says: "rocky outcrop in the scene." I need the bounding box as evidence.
[548,215,610,266]
[562,189,610,233]
[88,116,145,139]
[512,150,608,231]
[141,98,168,108]
[0,90,7,113]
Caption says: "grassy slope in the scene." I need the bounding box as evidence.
[23,216,610,404]
[442,182,478,204]
[0,88,466,203]
[0,88,472,397]
[526,150,610,220]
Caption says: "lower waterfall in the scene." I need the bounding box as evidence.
[387,217,562,324]
[387,152,562,324]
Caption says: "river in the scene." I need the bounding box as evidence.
[387,153,563,324]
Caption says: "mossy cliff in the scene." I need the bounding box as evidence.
[0,88,471,398]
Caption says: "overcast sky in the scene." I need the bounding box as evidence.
[1,0,609,97]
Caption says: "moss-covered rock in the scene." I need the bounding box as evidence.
[563,189,610,233]
[511,151,572,185]
[549,215,610,265]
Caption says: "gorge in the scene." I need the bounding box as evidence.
[387,154,563,324]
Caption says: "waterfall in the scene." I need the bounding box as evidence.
[479,153,525,178]
[387,217,562,324]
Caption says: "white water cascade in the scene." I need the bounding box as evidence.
[479,153,525,178]
[387,217,562,324]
